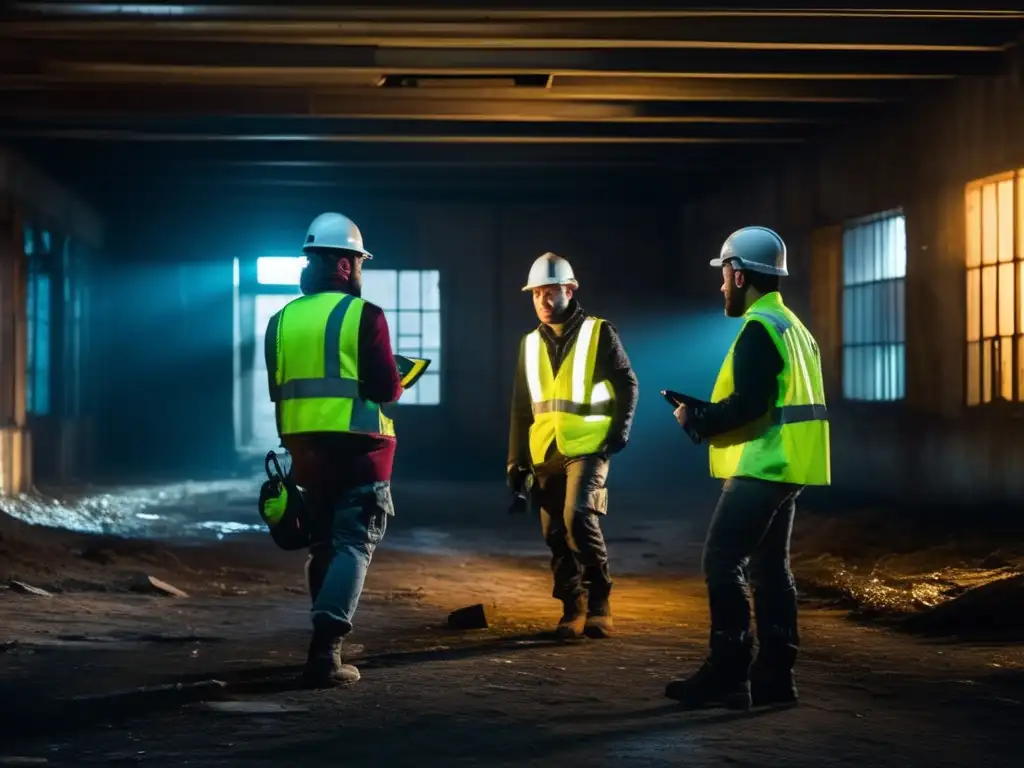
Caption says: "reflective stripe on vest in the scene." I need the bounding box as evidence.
[268,292,395,438]
[523,316,614,465]
[707,293,831,486]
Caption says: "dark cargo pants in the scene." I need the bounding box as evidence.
[702,476,803,650]
[533,453,613,603]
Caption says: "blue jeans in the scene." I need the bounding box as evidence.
[306,481,393,634]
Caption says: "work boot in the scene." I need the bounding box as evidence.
[555,594,588,640]
[664,631,753,710]
[752,588,800,706]
[584,591,614,639]
[302,626,361,689]
[750,643,799,706]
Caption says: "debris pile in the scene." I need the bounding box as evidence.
[795,552,1024,637]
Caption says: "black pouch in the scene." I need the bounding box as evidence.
[258,451,311,551]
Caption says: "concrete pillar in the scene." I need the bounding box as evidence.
[0,199,31,494]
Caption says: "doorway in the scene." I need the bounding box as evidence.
[232,257,300,455]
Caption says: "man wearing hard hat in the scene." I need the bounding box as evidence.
[507,252,639,640]
[663,227,830,710]
[264,212,404,688]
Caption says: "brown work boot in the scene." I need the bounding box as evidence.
[555,595,588,639]
[584,592,614,639]
[302,627,361,689]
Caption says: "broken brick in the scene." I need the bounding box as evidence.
[126,573,189,598]
[447,603,488,630]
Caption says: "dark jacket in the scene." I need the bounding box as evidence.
[268,274,404,494]
[507,300,639,469]
[684,318,783,442]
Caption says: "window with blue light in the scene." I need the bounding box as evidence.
[257,256,307,286]
[253,257,441,405]
[842,212,906,402]
[24,224,52,416]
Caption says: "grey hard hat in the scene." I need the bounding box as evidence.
[710,226,788,277]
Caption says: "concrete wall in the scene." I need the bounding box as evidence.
[680,43,1024,509]
[93,193,719,493]
[65,43,1024,510]
[0,148,103,493]
[0,199,31,495]
[0,150,103,250]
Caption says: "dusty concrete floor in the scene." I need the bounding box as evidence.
[1,481,1023,767]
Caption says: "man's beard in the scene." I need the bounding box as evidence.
[549,295,572,321]
[299,255,361,296]
[299,259,324,296]
[724,287,746,317]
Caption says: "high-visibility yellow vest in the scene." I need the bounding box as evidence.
[266,292,395,438]
[523,317,615,465]
[708,292,830,485]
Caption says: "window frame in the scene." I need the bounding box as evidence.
[23,222,54,418]
[363,268,442,407]
[840,208,908,404]
[964,169,1024,408]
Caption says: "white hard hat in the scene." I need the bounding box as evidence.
[710,226,787,277]
[302,212,372,259]
[522,252,578,292]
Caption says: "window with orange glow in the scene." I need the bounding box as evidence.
[964,170,1024,406]
[841,211,907,401]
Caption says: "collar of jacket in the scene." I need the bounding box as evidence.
[539,299,584,341]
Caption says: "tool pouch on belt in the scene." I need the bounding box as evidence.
[258,451,311,551]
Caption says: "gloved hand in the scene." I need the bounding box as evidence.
[506,463,530,492]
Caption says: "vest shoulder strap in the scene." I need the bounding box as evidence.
[276,293,365,402]
[745,309,792,337]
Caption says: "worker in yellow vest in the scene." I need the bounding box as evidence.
[266,212,403,688]
[663,227,830,710]
[507,252,639,639]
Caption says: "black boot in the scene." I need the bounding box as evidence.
[555,594,588,640]
[750,641,798,706]
[302,624,361,688]
[752,588,800,706]
[665,631,754,710]
[584,588,613,639]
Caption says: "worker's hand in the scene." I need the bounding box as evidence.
[674,404,704,445]
[506,464,529,492]
[673,402,688,428]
